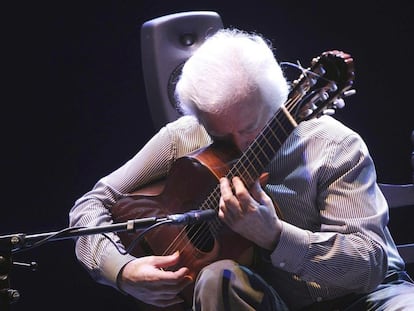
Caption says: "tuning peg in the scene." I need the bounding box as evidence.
[320,91,329,101]
[328,82,338,92]
[343,89,356,97]
[323,108,336,116]
[333,98,345,109]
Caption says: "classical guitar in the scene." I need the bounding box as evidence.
[111,50,355,310]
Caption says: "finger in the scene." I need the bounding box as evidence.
[219,178,240,210]
[259,172,269,187]
[151,266,191,284]
[231,177,252,209]
[151,251,180,269]
[250,180,269,204]
[219,177,234,200]
[220,178,242,218]
[219,196,226,217]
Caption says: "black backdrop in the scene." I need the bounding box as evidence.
[2,1,413,310]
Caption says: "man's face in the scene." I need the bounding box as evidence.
[199,91,271,152]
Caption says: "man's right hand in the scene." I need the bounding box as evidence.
[118,251,193,307]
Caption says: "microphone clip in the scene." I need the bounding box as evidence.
[167,209,217,225]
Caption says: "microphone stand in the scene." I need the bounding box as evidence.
[0,215,174,310]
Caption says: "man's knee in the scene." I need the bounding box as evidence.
[195,259,238,293]
[193,260,239,310]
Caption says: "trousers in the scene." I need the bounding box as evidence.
[192,260,414,311]
[193,259,288,311]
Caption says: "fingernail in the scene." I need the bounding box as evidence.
[184,275,194,283]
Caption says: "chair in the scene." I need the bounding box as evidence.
[378,129,414,267]
[379,183,414,264]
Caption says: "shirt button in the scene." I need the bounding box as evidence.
[316,297,323,302]
[279,262,286,268]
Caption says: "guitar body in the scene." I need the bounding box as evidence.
[111,142,255,310]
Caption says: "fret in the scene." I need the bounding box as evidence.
[199,50,354,232]
[110,51,356,305]
[228,106,297,187]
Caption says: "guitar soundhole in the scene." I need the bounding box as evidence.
[186,222,215,253]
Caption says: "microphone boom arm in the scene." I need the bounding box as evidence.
[0,209,216,309]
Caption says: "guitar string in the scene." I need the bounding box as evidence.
[159,62,332,268]
[159,64,314,258]
[159,84,312,264]
[161,62,316,257]
[155,54,354,279]
[161,96,297,252]
[159,94,304,264]
[226,63,316,188]
[136,76,331,263]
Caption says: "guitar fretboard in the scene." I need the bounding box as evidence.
[230,105,297,187]
[200,105,297,221]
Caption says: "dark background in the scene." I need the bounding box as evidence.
[2,1,413,310]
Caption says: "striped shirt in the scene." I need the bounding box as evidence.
[69,114,405,310]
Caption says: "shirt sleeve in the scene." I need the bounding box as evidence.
[270,130,389,293]
[68,116,211,289]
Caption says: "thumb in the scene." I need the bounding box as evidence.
[251,179,270,204]
[152,251,181,269]
[259,172,269,187]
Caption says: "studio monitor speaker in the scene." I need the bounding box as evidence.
[141,11,223,131]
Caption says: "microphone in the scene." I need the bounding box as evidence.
[167,209,217,225]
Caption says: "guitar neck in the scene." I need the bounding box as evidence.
[228,105,297,187]
[199,50,354,210]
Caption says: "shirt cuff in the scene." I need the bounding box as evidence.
[100,245,136,290]
[270,221,310,272]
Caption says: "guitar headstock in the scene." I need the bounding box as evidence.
[288,50,355,122]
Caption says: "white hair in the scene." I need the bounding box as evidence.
[175,28,289,118]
